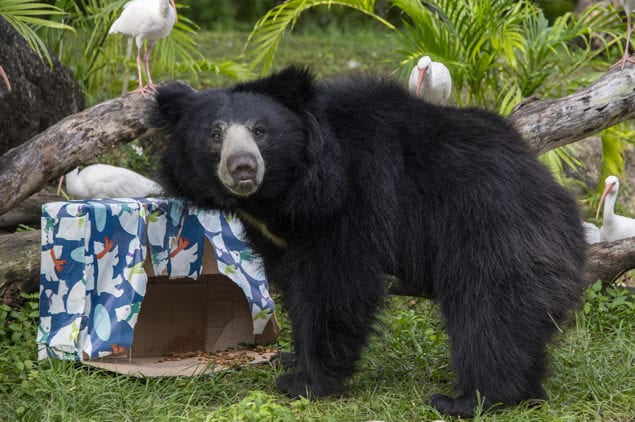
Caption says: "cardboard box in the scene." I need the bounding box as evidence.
[86,275,280,377]
[38,198,280,377]
[87,250,280,377]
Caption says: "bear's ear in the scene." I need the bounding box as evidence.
[148,81,197,131]
[232,65,315,112]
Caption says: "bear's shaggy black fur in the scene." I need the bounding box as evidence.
[149,67,586,417]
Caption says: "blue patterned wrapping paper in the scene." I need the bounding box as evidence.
[37,198,275,361]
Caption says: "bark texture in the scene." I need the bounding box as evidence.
[508,66,635,154]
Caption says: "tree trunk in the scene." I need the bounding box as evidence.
[0,192,63,232]
[0,231,40,306]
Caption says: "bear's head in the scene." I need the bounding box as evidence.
[148,66,315,209]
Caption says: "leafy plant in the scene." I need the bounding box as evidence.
[0,293,40,393]
[33,0,250,103]
[392,0,621,112]
[597,123,635,193]
[0,0,73,65]
[205,391,307,421]
[243,0,394,73]
[583,280,635,330]
[36,0,202,102]
[243,0,624,186]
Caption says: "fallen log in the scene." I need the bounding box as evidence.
[585,237,635,284]
[0,192,63,231]
[0,230,40,306]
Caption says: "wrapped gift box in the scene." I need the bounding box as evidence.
[37,198,279,376]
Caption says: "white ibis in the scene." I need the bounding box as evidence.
[582,221,601,244]
[613,0,635,69]
[58,164,164,199]
[108,0,178,93]
[596,175,635,241]
[408,56,452,104]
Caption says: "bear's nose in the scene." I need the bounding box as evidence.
[227,152,258,182]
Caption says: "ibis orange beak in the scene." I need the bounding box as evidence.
[170,0,178,22]
[415,66,428,96]
[596,181,616,220]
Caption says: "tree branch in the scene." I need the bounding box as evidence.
[585,237,635,284]
[3,67,635,216]
[0,92,153,216]
[508,66,635,154]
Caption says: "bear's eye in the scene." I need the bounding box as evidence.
[210,130,222,142]
[253,127,266,138]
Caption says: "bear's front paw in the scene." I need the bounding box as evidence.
[275,371,340,399]
[429,393,476,418]
[276,371,311,398]
[429,393,498,417]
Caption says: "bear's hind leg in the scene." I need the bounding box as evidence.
[432,307,550,416]
[431,268,555,417]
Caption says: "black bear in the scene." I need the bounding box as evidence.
[149,67,586,417]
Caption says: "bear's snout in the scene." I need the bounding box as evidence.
[227,152,258,183]
[216,124,266,197]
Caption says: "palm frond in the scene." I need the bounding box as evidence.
[0,0,73,65]
[539,146,583,186]
[392,0,535,108]
[151,15,203,77]
[244,0,394,74]
[196,60,252,81]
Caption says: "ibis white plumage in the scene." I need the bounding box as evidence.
[108,0,177,93]
[60,164,164,199]
[596,175,635,242]
[582,221,601,244]
[408,56,452,104]
[614,0,635,69]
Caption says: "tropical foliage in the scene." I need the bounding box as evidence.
[244,0,395,73]
[245,0,622,113]
[596,123,635,198]
[0,0,72,65]
[1,0,249,103]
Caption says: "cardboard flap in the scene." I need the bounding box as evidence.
[85,350,278,377]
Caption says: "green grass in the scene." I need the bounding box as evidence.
[1,285,634,421]
[180,27,402,89]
